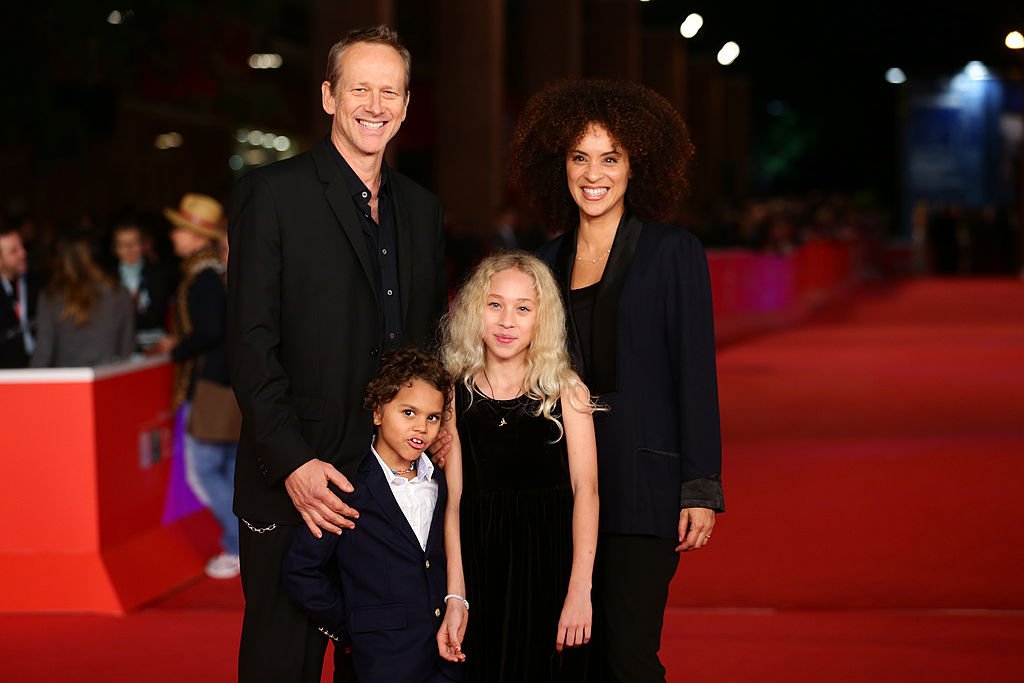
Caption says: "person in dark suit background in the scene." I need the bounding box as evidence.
[283,348,464,683]
[0,226,38,368]
[228,25,448,683]
[513,79,725,683]
[110,216,171,346]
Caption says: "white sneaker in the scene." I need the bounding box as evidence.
[205,553,240,579]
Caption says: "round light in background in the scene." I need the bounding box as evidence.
[1006,31,1024,50]
[235,129,250,143]
[248,53,284,69]
[273,135,291,152]
[228,155,245,171]
[107,10,123,25]
[247,130,263,146]
[717,41,740,66]
[885,68,907,84]
[965,60,989,80]
[260,132,276,149]
[679,14,703,39]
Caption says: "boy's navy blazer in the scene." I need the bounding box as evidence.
[282,450,460,682]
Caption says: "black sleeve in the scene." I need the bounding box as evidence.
[171,269,226,362]
[667,233,725,512]
[227,172,316,483]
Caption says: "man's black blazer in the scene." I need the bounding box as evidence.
[539,216,724,540]
[282,451,459,682]
[0,275,38,368]
[134,261,171,333]
[228,139,447,523]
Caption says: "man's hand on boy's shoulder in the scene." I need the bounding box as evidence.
[284,458,360,538]
[437,601,468,663]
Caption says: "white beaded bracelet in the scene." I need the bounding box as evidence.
[444,593,470,610]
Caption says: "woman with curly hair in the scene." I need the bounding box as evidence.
[441,251,600,681]
[511,79,725,683]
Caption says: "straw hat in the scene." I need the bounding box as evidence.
[163,193,226,239]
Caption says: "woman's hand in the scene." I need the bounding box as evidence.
[676,507,715,552]
[555,585,592,652]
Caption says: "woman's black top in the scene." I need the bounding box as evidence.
[569,281,599,374]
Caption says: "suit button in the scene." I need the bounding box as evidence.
[425,560,430,569]
[434,608,441,618]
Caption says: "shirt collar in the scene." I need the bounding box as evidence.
[2,274,23,296]
[370,438,434,484]
[120,260,144,279]
[327,137,390,204]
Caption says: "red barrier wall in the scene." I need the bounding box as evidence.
[708,239,859,343]
[0,359,216,614]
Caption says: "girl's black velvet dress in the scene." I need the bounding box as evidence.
[456,383,587,682]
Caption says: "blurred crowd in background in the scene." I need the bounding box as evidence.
[4,186,1019,371]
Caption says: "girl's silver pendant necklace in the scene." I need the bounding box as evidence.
[482,369,524,427]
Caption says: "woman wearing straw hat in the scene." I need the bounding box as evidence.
[152,193,241,579]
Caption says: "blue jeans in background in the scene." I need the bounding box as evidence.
[182,401,239,556]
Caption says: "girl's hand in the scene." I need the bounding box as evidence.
[437,600,468,663]
[555,586,592,652]
[428,428,453,468]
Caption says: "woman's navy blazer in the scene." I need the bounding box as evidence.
[539,215,724,540]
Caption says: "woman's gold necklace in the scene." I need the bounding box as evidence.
[576,239,612,264]
[576,247,611,264]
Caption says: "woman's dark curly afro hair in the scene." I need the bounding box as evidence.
[508,78,695,232]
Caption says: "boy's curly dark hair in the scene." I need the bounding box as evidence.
[364,347,453,417]
[508,78,695,233]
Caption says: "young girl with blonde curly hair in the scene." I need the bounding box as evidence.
[436,251,600,682]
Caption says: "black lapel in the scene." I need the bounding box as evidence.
[586,213,643,395]
[363,452,423,552]
[312,141,378,301]
[423,465,447,557]
[553,233,586,376]
[389,171,414,325]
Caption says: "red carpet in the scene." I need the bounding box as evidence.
[1,278,1022,681]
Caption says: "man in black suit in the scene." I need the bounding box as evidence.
[227,25,447,683]
[0,227,37,368]
[110,219,170,345]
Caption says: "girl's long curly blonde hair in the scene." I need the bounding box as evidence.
[441,251,599,440]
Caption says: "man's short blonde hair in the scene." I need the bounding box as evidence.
[324,25,411,93]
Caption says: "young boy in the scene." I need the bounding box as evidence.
[283,348,467,682]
